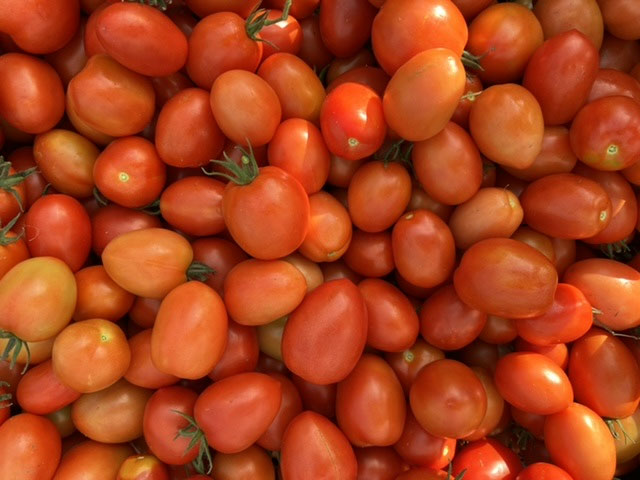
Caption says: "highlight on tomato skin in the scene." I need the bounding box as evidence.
[3,1,640,478]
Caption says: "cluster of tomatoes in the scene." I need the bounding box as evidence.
[2,0,640,479]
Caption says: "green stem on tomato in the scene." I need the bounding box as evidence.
[203,143,260,185]
[0,381,11,409]
[0,330,30,373]
[172,410,213,475]
[0,214,23,247]
[122,0,172,11]
[461,50,486,72]
[186,262,215,282]
[245,0,293,41]
[0,157,37,213]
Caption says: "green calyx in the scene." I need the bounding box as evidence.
[203,143,260,185]
[461,50,486,72]
[0,381,11,409]
[123,0,172,11]
[0,157,37,213]
[0,214,23,247]
[186,261,215,283]
[0,330,30,374]
[245,0,292,42]
[172,410,213,475]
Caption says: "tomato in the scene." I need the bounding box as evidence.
[33,129,98,199]
[67,54,155,138]
[91,204,162,256]
[465,366,506,441]
[327,66,390,98]
[54,440,134,480]
[533,0,604,50]
[0,53,65,134]
[151,281,227,379]
[516,462,573,480]
[283,253,323,292]
[52,318,130,394]
[143,386,199,466]
[466,3,543,85]
[16,360,80,415]
[211,445,275,480]
[191,237,249,295]
[412,122,483,206]
[396,468,448,480]
[516,283,592,346]
[520,173,611,239]
[451,438,523,480]
[325,49,375,85]
[410,359,487,439]
[265,0,319,19]
[124,329,179,390]
[393,408,455,469]
[0,223,29,280]
[355,447,407,480]
[523,30,599,125]
[588,68,640,103]
[299,191,352,262]
[598,0,640,41]
[336,354,405,447]
[282,279,367,385]
[217,163,309,260]
[101,228,198,299]
[95,2,188,77]
[569,328,640,418]
[494,352,573,415]
[151,72,194,108]
[454,238,558,318]
[185,0,261,18]
[385,340,445,394]
[74,265,135,322]
[544,403,616,480]
[259,8,302,59]
[383,48,465,142]
[0,336,54,367]
[470,84,544,169]
[419,285,487,351]
[281,411,358,480]
[71,379,153,443]
[479,315,518,345]
[0,382,10,426]
[563,258,640,330]
[344,229,395,278]
[0,257,76,343]
[117,454,169,480]
[297,15,334,70]
[155,88,225,168]
[267,119,330,194]
[194,372,282,453]
[610,408,640,463]
[0,413,61,480]
[319,0,376,58]
[0,0,79,54]
[371,0,468,75]
[44,18,87,87]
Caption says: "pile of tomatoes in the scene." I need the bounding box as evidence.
[1,0,640,479]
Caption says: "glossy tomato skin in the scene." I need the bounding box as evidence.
[194,372,282,454]
[385,339,445,394]
[523,30,599,125]
[0,257,76,342]
[344,229,395,278]
[0,53,65,134]
[299,191,352,262]
[95,2,188,77]
[281,411,358,480]
[544,403,616,480]
[355,446,407,480]
[0,413,61,480]
[588,68,640,103]
[256,373,302,451]
[16,360,81,415]
[124,329,179,389]
[211,445,276,480]
[222,166,309,260]
[54,440,134,480]
[283,279,367,385]
[336,354,406,447]
[192,237,249,296]
[598,0,640,40]
[516,462,573,480]
[452,438,523,480]
[91,204,162,256]
[372,0,468,75]
[569,328,640,419]
[533,0,604,50]
[319,0,376,59]
[73,265,135,322]
[453,238,558,319]
[116,454,170,480]
[151,281,228,379]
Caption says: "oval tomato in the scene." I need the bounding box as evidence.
[299,191,352,262]
[16,360,81,415]
[533,0,604,50]
[319,0,376,59]
[211,445,276,480]
[124,329,179,390]
[54,440,133,480]
[451,438,523,480]
[73,265,134,322]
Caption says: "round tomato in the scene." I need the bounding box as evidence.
[452,438,523,480]
[90,204,162,256]
[73,265,135,322]
[319,0,376,58]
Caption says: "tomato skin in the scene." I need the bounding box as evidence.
[0,231,28,281]
[185,0,261,18]
[155,88,225,168]
[91,204,162,256]
[494,352,573,415]
[0,257,76,342]
[211,445,276,480]
[0,53,65,134]
[101,228,194,299]
[282,278,368,385]
[67,54,155,138]
[470,84,544,170]
[191,237,249,295]
[598,0,640,41]
[451,438,523,480]
[124,329,179,389]
[116,454,170,480]
[383,48,466,142]
[516,462,573,480]
[336,354,406,447]
[466,3,543,85]
[297,15,334,70]
[392,210,456,289]
[0,413,61,480]
[544,403,616,480]
[355,447,407,480]
[143,386,199,466]
[453,238,558,319]
[588,68,640,103]
[17,360,81,415]
[533,0,604,50]
[385,339,445,394]
[74,265,135,322]
[523,30,599,125]
[281,411,358,480]
[393,409,455,469]
[327,66,390,98]
[319,0,376,58]
[564,258,640,330]
[520,173,611,239]
[344,229,395,278]
[95,3,188,77]
[569,328,640,419]
[54,440,134,480]
[194,372,282,454]
[410,359,487,439]
[151,281,227,379]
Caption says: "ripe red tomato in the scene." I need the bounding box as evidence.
[452,438,523,480]
[385,339,445,394]
[516,462,573,480]
[124,329,179,390]
[533,0,604,50]
[54,440,133,480]
[319,0,376,58]
[16,359,80,415]
[394,408,455,469]
[90,204,162,256]
[299,191,352,262]
[355,446,407,480]
[73,265,135,322]
[588,68,640,103]
[211,445,276,480]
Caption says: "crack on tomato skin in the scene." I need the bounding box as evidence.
[313,421,340,477]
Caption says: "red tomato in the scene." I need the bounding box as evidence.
[282,278,368,385]
[516,463,573,480]
[0,413,61,480]
[211,445,275,480]
[452,438,523,480]
[16,360,81,415]
[385,339,445,394]
[355,447,407,480]
[194,372,282,453]
[319,0,376,58]
[327,66,390,98]
[73,265,135,322]
[598,0,640,41]
[465,366,506,441]
[533,0,604,50]
[54,441,133,480]
[344,229,395,278]
[124,329,179,390]
[95,2,188,77]
[260,9,302,59]
[281,411,358,480]
[0,224,30,280]
[117,454,169,480]
[588,68,640,103]
[90,204,162,256]
[191,237,249,295]
[256,372,302,451]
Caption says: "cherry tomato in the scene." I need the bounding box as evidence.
[54,440,133,480]
[598,0,640,41]
[319,0,376,59]
[533,0,604,50]
[124,329,179,390]
[73,265,135,322]
[117,454,170,480]
[211,445,275,480]
[355,446,407,480]
[588,68,640,103]
[516,462,573,480]
[451,438,523,480]
[16,359,81,415]
[385,340,445,394]
[191,237,249,295]
[90,204,161,256]
[344,229,395,278]
[299,191,352,262]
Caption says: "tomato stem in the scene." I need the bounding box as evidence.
[203,143,260,185]
[245,0,292,41]
[93,187,110,207]
[592,320,640,341]
[0,157,37,213]
[172,410,213,475]
[138,199,161,216]
[605,418,636,445]
[186,261,215,282]
[0,381,11,409]
[0,330,30,373]
[0,214,23,247]
[122,0,172,11]
[461,50,486,72]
